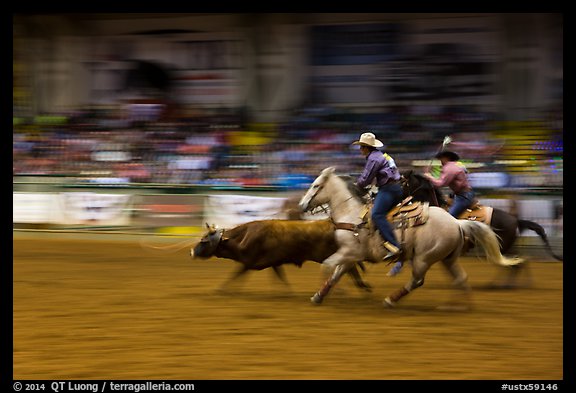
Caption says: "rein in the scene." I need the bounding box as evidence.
[430,186,440,207]
[327,195,366,238]
[331,220,369,240]
[306,195,356,217]
[306,189,364,237]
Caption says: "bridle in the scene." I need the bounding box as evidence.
[304,177,365,238]
[302,182,324,212]
[304,180,356,216]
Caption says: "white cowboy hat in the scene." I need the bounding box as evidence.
[352,132,384,148]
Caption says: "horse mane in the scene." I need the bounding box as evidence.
[401,169,446,206]
[337,175,370,203]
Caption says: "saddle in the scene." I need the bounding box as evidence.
[447,197,494,226]
[457,205,494,226]
[386,196,430,229]
[359,196,430,230]
[334,197,429,255]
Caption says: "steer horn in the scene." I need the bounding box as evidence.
[206,222,217,234]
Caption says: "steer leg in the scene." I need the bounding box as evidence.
[218,265,250,292]
[272,266,291,287]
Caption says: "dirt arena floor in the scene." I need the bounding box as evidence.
[13,236,563,380]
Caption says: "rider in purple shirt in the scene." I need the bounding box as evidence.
[353,132,403,263]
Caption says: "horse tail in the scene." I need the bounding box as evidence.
[517,219,563,261]
[458,220,523,266]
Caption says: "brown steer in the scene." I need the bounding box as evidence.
[191,219,371,291]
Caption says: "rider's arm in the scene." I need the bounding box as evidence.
[425,165,457,188]
[356,158,377,189]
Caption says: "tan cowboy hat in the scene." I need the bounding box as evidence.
[352,132,384,148]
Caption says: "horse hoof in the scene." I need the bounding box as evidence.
[488,282,518,290]
[437,304,470,312]
[214,287,234,295]
[310,293,323,305]
[383,297,396,308]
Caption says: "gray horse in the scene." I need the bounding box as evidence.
[298,167,523,308]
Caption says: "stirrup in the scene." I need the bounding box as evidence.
[382,241,400,254]
[382,242,403,263]
[383,251,402,263]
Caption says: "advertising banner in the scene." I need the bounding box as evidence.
[14,192,132,226]
[13,193,59,223]
[55,193,133,226]
[204,195,289,228]
[203,194,330,228]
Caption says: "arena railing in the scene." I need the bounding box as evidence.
[13,176,563,258]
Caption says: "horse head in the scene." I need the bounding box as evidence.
[400,170,414,199]
[298,167,336,212]
[401,170,445,207]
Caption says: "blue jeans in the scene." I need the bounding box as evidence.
[449,190,475,218]
[372,182,403,247]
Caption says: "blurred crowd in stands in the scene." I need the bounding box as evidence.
[13,103,563,190]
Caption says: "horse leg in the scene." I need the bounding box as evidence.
[439,257,473,311]
[311,263,349,304]
[490,226,525,288]
[311,246,359,304]
[383,258,427,308]
[496,262,532,289]
[485,235,529,289]
[347,264,372,293]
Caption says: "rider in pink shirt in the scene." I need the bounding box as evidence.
[423,151,475,218]
[388,150,475,278]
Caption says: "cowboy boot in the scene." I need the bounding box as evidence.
[382,241,403,262]
[386,261,404,277]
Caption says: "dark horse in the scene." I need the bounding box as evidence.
[400,169,563,263]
